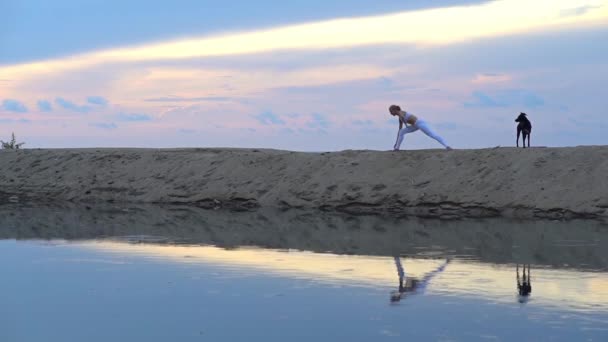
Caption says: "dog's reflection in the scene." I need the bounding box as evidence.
[390,256,451,303]
[517,264,532,303]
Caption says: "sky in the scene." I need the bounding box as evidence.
[1,0,607,150]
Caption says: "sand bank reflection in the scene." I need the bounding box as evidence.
[1,204,607,270]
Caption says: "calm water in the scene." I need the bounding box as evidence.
[1,204,607,341]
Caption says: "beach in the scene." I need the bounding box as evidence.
[1,146,607,220]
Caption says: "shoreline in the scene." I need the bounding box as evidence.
[1,146,607,220]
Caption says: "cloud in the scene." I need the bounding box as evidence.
[116,113,153,122]
[253,111,285,125]
[55,98,91,113]
[306,113,331,129]
[145,96,233,102]
[464,91,508,108]
[521,92,545,108]
[560,5,602,18]
[37,100,53,112]
[178,129,197,134]
[0,0,489,65]
[472,73,512,84]
[90,122,118,130]
[568,117,608,128]
[87,96,109,106]
[0,118,30,124]
[377,76,397,89]
[464,90,544,109]
[269,76,410,108]
[2,0,606,79]
[353,119,374,126]
[2,99,28,113]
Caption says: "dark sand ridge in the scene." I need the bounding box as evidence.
[1,204,606,270]
[0,147,607,220]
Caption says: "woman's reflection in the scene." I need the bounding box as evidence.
[517,264,532,303]
[390,256,451,303]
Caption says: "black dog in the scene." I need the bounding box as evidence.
[515,112,532,148]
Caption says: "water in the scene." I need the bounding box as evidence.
[1,204,607,341]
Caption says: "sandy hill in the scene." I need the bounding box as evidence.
[1,146,607,220]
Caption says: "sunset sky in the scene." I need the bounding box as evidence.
[1,0,607,150]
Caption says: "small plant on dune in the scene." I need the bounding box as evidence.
[1,132,25,150]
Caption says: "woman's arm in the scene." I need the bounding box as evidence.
[393,118,403,149]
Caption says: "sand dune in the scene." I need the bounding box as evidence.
[1,147,607,219]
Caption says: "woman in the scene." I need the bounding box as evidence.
[390,256,452,303]
[389,105,452,150]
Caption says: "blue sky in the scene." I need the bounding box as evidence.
[0,0,607,150]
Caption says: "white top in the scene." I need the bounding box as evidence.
[404,111,414,121]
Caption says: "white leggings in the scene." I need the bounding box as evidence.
[394,120,450,150]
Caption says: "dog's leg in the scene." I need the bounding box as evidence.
[517,129,521,147]
[528,133,531,148]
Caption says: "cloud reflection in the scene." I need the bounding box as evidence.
[82,240,608,313]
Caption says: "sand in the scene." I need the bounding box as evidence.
[1,146,607,220]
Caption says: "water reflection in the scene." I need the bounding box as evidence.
[1,203,607,270]
[517,264,532,303]
[76,241,608,313]
[1,204,608,341]
[390,256,451,303]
